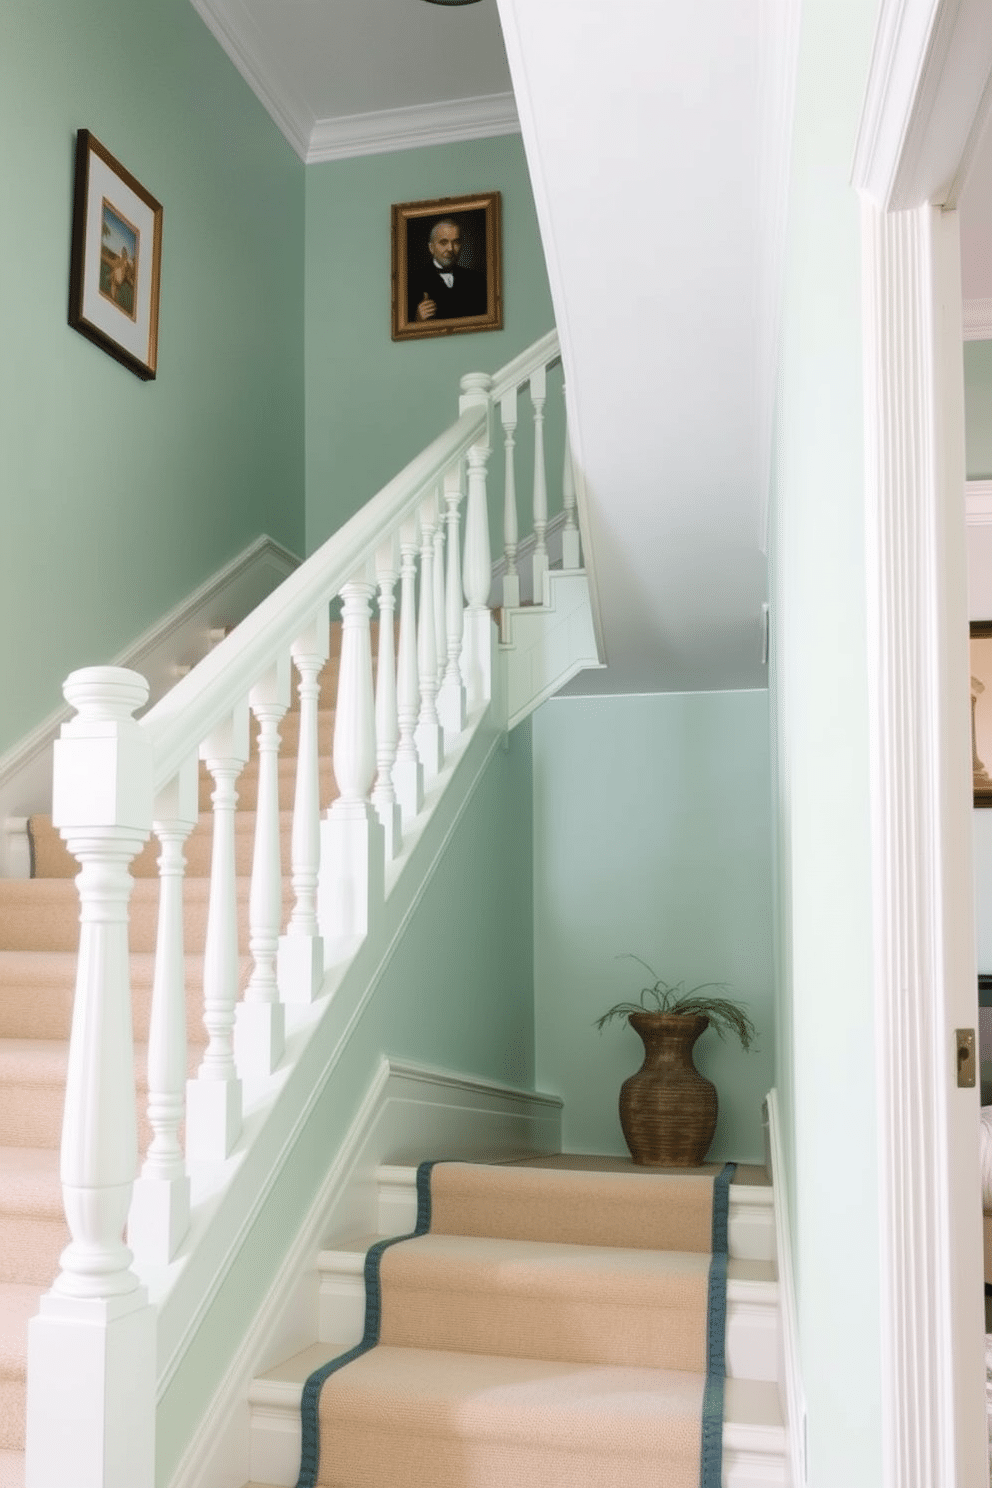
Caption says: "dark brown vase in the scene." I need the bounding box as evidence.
[618,1012,717,1166]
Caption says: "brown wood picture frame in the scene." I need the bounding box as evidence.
[68,129,163,380]
[971,621,992,806]
[391,192,502,342]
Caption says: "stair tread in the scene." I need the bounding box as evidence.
[0,1149,60,1217]
[0,1038,205,1078]
[0,1449,25,1488]
[0,1285,43,1376]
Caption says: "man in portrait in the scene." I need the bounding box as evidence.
[409,218,487,323]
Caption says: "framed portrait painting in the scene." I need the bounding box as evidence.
[971,622,992,806]
[68,130,163,380]
[391,192,502,342]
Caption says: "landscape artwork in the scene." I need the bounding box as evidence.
[99,200,139,321]
[391,191,502,342]
[971,622,992,806]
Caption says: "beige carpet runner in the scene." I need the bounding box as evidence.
[297,1160,734,1488]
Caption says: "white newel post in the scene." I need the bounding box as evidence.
[415,491,444,780]
[319,569,385,946]
[561,398,581,570]
[128,755,198,1265]
[530,364,549,599]
[393,517,424,822]
[27,666,155,1488]
[437,464,467,735]
[459,370,494,711]
[186,703,249,1161]
[372,537,402,860]
[236,658,290,1076]
[500,386,520,610]
[278,612,329,1005]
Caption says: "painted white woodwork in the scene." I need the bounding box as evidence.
[318,571,384,946]
[437,466,467,736]
[371,539,402,862]
[277,615,329,1005]
[561,410,581,571]
[393,516,425,823]
[854,3,992,1477]
[187,704,250,1163]
[766,1090,806,1488]
[414,493,444,781]
[27,666,156,1488]
[236,660,291,1078]
[459,372,494,714]
[529,365,550,596]
[500,387,520,611]
[502,571,604,729]
[432,518,446,684]
[964,298,992,339]
[128,756,199,1266]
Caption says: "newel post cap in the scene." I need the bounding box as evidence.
[52,666,153,833]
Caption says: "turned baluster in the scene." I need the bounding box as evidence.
[530,364,549,600]
[437,463,467,734]
[372,537,402,860]
[27,666,156,1488]
[500,386,520,610]
[393,516,424,822]
[236,659,290,1077]
[415,490,444,780]
[128,756,198,1265]
[186,703,249,1161]
[561,392,581,570]
[278,613,329,1004]
[433,510,446,683]
[459,371,493,711]
[318,569,384,944]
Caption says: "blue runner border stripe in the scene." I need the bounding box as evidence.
[294,1159,441,1488]
[700,1160,737,1488]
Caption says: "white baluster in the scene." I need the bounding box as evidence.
[500,386,520,610]
[318,569,384,947]
[561,390,581,570]
[278,612,329,1004]
[28,666,155,1488]
[372,537,402,860]
[433,513,446,683]
[415,490,444,781]
[437,463,467,735]
[459,371,494,711]
[186,703,249,1162]
[530,363,549,600]
[393,517,424,823]
[235,660,290,1077]
[128,755,198,1265]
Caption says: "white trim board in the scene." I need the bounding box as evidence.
[765,1090,805,1488]
[966,480,992,524]
[964,298,992,341]
[307,94,520,165]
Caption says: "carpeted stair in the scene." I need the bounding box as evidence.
[0,645,344,1482]
[289,1159,745,1488]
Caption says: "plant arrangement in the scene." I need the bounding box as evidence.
[595,955,757,1048]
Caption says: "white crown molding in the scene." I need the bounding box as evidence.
[967,479,992,523]
[306,92,520,165]
[188,0,314,160]
[964,298,992,340]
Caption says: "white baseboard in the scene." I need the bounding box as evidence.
[0,536,298,876]
[168,1055,561,1488]
[766,1089,805,1487]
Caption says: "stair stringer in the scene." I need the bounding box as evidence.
[147,677,538,1488]
[169,1058,561,1488]
[501,568,605,730]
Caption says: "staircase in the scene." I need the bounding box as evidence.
[0,329,611,1488]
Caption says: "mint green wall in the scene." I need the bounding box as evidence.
[0,0,304,754]
[965,341,992,479]
[304,135,559,552]
[158,721,534,1483]
[531,692,774,1164]
[770,0,881,1481]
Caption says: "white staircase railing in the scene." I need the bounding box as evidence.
[24,329,583,1488]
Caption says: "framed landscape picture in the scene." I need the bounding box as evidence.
[971,622,992,806]
[391,191,502,342]
[68,130,163,380]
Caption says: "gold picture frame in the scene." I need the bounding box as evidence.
[68,130,163,380]
[971,621,992,806]
[391,192,502,342]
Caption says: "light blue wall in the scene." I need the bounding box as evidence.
[965,341,992,479]
[532,692,774,1164]
[0,0,305,755]
[770,0,881,1481]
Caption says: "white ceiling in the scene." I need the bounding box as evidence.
[190,0,990,694]
[960,109,992,319]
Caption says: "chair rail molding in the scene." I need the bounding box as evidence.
[854,2,992,1482]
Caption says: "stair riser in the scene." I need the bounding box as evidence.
[0,1217,66,1288]
[0,1070,200,1149]
[0,966,243,1043]
[0,1381,25,1451]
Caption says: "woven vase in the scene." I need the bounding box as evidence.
[618,1011,718,1166]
